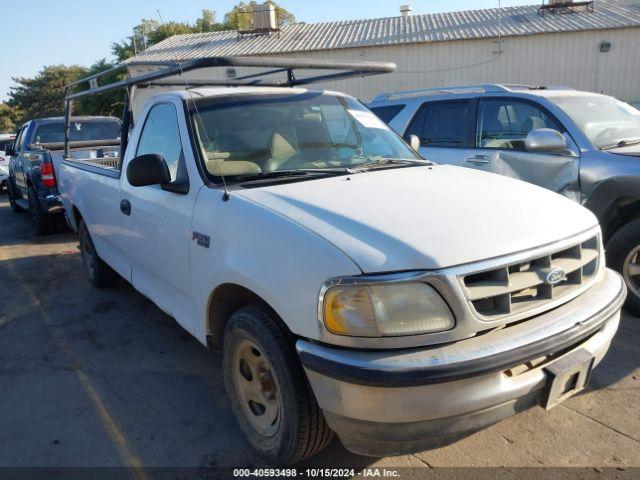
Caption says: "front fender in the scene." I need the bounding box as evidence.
[190,187,362,345]
[582,176,640,233]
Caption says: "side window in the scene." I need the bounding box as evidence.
[476,99,562,151]
[405,101,468,147]
[369,105,405,124]
[136,103,184,182]
[15,127,27,151]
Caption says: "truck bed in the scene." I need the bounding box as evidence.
[44,139,121,178]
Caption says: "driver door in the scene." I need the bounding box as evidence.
[471,98,581,201]
[117,100,198,334]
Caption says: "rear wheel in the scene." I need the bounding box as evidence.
[27,186,56,235]
[78,219,118,288]
[7,180,23,213]
[607,219,640,315]
[223,305,333,464]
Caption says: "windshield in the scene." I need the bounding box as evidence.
[33,119,121,144]
[191,91,423,181]
[550,95,640,149]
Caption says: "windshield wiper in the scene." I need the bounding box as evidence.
[233,168,349,184]
[601,138,640,150]
[349,157,432,171]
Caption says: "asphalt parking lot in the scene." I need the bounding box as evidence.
[0,196,639,474]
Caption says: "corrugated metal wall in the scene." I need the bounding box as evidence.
[288,27,640,102]
[129,27,640,115]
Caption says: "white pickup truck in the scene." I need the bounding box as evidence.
[59,64,625,464]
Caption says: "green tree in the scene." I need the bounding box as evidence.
[3,3,299,124]
[195,9,226,33]
[0,103,19,133]
[111,11,224,62]
[7,65,85,123]
[112,19,161,62]
[5,62,126,124]
[112,3,296,61]
[75,59,126,118]
[224,1,296,31]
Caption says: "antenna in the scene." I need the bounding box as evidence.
[155,9,231,201]
[495,0,504,54]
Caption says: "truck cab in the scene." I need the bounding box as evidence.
[369,85,640,314]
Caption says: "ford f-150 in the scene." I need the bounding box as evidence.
[57,59,626,464]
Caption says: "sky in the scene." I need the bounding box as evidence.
[0,0,532,100]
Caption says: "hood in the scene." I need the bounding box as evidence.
[237,165,598,273]
[607,145,640,157]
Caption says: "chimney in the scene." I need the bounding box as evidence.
[253,2,277,31]
[400,5,412,17]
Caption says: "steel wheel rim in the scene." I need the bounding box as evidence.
[232,338,281,437]
[623,244,640,300]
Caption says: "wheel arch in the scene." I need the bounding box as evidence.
[604,198,640,243]
[583,176,640,242]
[205,283,292,350]
[71,205,83,231]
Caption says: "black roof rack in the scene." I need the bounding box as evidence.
[64,56,396,100]
[62,56,396,157]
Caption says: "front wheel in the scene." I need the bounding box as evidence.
[78,220,118,288]
[607,219,640,315]
[223,305,333,464]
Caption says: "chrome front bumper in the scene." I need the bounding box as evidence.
[297,268,626,456]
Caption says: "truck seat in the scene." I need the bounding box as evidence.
[265,131,299,172]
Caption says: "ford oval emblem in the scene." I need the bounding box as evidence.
[545,268,566,285]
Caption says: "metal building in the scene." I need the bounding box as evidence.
[127,0,640,112]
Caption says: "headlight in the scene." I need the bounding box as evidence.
[323,282,454,337]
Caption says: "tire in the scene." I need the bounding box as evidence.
[223,305,333,464]
[606,219,640,316]
[78,219,118,288]
[28,186,56,235]
[7,180,23,213]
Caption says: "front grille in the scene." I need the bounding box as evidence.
[461,236,600,319]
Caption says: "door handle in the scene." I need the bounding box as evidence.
[120,199,131,216]
[464,154,491,165]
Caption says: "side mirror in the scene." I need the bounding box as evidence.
[408,134,421,152]
[525,128,567,153]
[126,153,171,187]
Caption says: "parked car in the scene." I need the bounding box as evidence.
[59,80,626,463]
[5,116,120,234]
[0,134,16,191]
[369,85,640,314]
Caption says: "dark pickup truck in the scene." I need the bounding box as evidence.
[5,116,120,234]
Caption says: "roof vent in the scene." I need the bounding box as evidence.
[253,2,277,30]
[400,5,412,17]
[235,1,280,37]
[538,0,594,16]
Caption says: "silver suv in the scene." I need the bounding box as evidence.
[369,84,640,314]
